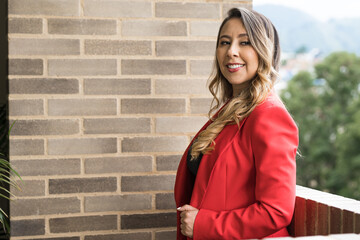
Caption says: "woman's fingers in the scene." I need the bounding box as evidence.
[177,204,196,211]
[180,223,191,236]
[177,204,198,238]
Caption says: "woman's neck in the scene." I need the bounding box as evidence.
[232,81,250,97]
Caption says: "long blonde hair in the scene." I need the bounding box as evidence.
[190,7,281,160]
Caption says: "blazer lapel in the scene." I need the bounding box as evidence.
[174,118,213,208]
[174,100,232,208]
[190,117,247,209]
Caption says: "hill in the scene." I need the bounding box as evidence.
[253,4,360,55]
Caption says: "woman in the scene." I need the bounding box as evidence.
[174,7,298,240]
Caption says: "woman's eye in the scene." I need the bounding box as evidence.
[240,41,251,46]
[220,41,230,45]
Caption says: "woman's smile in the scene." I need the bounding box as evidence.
[226,63,245,72]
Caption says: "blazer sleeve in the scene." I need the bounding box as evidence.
[193,105,299,240]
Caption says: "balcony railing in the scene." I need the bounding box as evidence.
[271,185,360,239]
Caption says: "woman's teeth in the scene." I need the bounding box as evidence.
[227,64,244,69]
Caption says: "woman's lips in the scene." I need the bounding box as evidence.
[226,63,245,72]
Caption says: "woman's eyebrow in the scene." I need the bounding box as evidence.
[219,33,248,39]
[238,33,248,38]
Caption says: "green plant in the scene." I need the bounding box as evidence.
[281,52,360,199]
[0,121,21,234]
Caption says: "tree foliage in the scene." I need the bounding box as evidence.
[281,51,360,199]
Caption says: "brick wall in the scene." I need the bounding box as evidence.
[8,0,252,239]
[288,186,360,237]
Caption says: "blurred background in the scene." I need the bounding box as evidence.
[254,0,360,199]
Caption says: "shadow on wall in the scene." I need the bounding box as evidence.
[0,0,9,237]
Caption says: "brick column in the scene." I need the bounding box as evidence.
[8,1,252,239]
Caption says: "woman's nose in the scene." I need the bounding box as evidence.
[227,44,239,57]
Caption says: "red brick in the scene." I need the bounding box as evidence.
[343,210,354,233]
[294,197,306,236]
[306,199,318,235]
[355,214,360,233]
[330,207,342,234]
[318,203,329,235]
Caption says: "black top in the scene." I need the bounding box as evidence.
[187,142,203,176]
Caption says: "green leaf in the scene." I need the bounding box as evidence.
[0,210,10,233]
[8,120,16,137]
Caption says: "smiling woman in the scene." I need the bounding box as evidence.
[216,18,259,96]
[174,7,298,240]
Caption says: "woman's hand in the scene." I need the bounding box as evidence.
[177,204,199,238]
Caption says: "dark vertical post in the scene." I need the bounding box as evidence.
[0,0,9,238]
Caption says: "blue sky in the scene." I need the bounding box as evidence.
[253,0,360,21]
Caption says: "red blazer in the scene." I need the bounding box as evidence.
[174,93,298,240]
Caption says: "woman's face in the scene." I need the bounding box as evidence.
[216,18,259,96]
